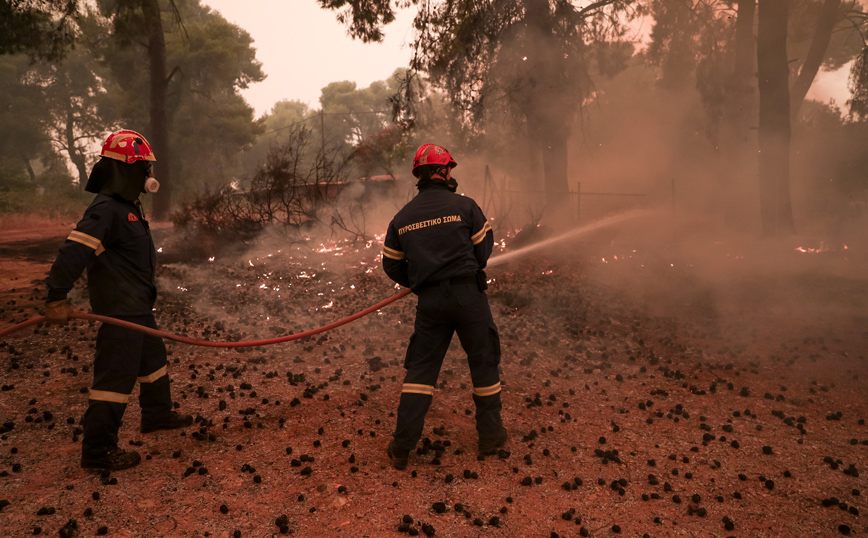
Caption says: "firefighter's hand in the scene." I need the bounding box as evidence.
[45,300,73,325]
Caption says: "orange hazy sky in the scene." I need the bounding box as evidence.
[200,0,416,117]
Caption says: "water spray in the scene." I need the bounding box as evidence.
[487,209,657,268]
[0,210,656,346]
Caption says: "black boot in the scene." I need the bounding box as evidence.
[387,440,410,470]
[478,426,508,455]
[81,446,141,471]
[141,411,194,434]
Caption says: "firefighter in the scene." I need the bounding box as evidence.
[382,143,507,470]
[45,130,193,471]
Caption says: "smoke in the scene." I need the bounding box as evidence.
[550,211,868,346]
[383,27,868,351]
[155,176,410,337]
[158,22,868,349]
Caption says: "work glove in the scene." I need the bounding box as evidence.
[45,300,73,325]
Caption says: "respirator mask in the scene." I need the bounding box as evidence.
[144,177,160,194]
[142,162,159,193]
[444,176,458,193]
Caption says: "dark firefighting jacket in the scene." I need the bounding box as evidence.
[382,183,494,291]
[46,194,157,316]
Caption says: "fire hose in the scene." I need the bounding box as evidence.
[0,211,654,347]
[0,288,412,347]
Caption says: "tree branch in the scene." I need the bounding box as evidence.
[790,0,843,118]
[574,0,620,18]
[166,65,182,84]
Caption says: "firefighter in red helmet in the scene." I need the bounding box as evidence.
[45,130,192,471]
[382,143,507,469]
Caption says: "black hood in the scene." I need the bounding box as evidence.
[85,157,150,202]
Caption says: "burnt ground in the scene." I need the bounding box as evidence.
[0,219,867,538]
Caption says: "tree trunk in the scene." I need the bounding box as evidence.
[718,0,757,228]
[790,0,842,118]
[22,155,36,182]
[732,0,756,103]
[540,136,568,215]
[757,0,795,235]
[523,0,571,222]
[142,0,171,219]
[65,108,88,188]
[720,0,757,146]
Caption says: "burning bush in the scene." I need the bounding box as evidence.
[171,184,263,252]
[173,125,354,255]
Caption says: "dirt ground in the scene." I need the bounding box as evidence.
[0,215,866,538]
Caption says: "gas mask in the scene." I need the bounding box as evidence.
[445,176,458,193]
[144,176,160,193]
[141,161,159,193]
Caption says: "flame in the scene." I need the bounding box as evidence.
[208,257,215,262]
[157,247,163,253]
[794,241,843,254]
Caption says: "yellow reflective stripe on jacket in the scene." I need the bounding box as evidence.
[68,230,105,256]
[89,390,131,404]
[402,383,435,396]
[382,246,404,260]
[471,222,493,245]
[137,365,167,383]
[473,382,501,397]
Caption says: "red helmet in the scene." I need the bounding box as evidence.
[100,130,156,163]
[412,143,457,177]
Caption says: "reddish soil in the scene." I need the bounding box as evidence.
[0,220,866,538]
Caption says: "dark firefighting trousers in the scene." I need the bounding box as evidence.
[393,278,503,451]
[82,314,172,456]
